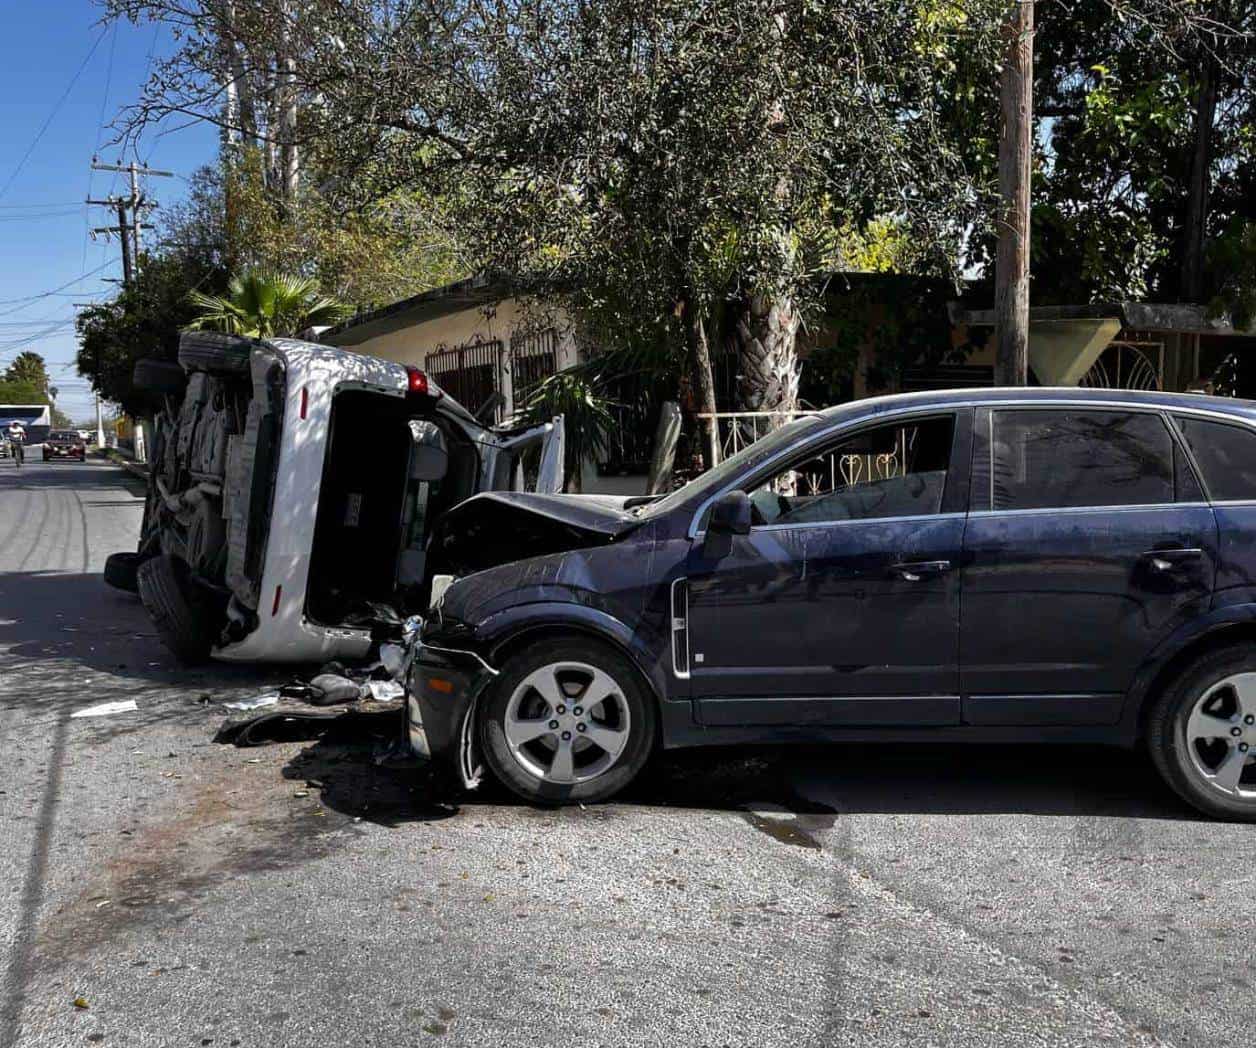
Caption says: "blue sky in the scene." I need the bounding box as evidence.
[0,0,217,421]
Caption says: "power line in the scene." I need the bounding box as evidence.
[0,259,117,311]
[0,27,109,204]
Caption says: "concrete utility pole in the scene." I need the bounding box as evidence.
[994,0,1034,386]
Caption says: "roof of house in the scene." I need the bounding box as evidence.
[321,273,510,347]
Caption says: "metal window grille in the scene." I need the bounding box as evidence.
[425,339,504,418]
[508,328,559,408]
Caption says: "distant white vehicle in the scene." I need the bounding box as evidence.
[105,333,563,665]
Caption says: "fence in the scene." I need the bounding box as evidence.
[508,328,559,408]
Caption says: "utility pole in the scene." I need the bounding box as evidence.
[87,160,173,285]
[994,0,1034,386]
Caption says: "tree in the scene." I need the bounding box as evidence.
[186,270,353,337]
[268,0,1004,460]
[4,351,52,394]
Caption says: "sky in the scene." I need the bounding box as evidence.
[0,0,217,423]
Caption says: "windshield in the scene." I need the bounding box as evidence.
[50,431,79,441]
[637,414,824,519]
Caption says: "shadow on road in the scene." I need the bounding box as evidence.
[275,712,1202,826]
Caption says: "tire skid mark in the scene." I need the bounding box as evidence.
[0,486,35,561]
[71,488,91,573]
[12,490,51,573]
[0,712,69,1048]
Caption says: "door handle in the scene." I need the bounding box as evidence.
[891,559,952,582]
[1141,548,1204,572]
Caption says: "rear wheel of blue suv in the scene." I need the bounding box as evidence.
[1147,646,1256,821]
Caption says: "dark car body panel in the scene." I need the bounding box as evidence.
[412,387,1256,780]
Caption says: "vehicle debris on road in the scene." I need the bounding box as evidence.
[71,700,139,719]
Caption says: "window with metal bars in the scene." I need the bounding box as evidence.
[508,328,559,409]
[425,339,504,419]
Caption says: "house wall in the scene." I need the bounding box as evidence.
[332,297,580,416]
[326,297,649,495]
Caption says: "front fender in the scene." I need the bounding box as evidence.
[477,600,674,712]
[1122,602,1256,736]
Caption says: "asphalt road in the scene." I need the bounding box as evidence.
[1,453,1254,1048]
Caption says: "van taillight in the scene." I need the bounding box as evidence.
[299,386,308,419]
[406,367,429,395]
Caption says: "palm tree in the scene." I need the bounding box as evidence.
[185,271,354,338]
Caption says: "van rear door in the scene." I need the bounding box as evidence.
[481,416,565,494]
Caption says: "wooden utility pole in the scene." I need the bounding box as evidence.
[87,160,174,283]
[994,0,1033,386]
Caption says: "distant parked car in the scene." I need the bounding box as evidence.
[43,430,86,462]
[105,333,563,667]
[407,387,1256,820]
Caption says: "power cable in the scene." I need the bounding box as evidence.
[0,27,109,204]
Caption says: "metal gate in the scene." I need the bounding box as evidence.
[425,340,504,418]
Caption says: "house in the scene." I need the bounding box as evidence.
[321,273,1256,492]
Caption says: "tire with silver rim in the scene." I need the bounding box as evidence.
[1147,646,1256,821]
[480,639,656,804]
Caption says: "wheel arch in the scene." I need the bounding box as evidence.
[1129,611,1256,740]
[484,612,671,744]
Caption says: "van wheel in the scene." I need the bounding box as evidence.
[178,332,253,375]
[137,554,214,664]
[480,639,656,805]
[1147,645,1256,821]
[132,358,187,395]
[103,551,144,594]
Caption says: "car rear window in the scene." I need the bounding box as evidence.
[50,431,79,441]
[1174,415,1256,502]
[989,409,1174,511]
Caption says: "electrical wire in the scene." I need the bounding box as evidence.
[0,26,109,204]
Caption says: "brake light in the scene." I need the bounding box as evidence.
[299,386,308,419]
[271,585,282,617]
[405,367,429,395]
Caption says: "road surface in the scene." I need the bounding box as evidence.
[1,454,1253,1047]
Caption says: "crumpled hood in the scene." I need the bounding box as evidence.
[429,491,642,578]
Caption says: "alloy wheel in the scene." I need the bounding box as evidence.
[502,661,632,785]
[1182,672,1256,800]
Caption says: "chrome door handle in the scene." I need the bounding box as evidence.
[891,559,952,582]
[1142,548,1203,572]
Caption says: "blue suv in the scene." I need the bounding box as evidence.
[410,388,1256,820]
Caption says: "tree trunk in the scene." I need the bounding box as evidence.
[277,6,300,202]
[1180,54,1217,303]
[736,292,799,425]
[994,0,1033,386]
[684,300,720,469]
[220,0,258,149]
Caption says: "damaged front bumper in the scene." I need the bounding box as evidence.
[405,640,498,790]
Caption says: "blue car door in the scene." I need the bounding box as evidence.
[683,410,972,727]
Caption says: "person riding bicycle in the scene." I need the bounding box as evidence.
[6,420,27,467]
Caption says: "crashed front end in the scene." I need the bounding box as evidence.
[402,489,646,788]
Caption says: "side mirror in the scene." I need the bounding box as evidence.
[709,490,752,535]
[703,490,751,559]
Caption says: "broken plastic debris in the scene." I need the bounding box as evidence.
[222,693,280,712]
[71,700,138,718]
[379,643,406,678]
[366,680,405,702]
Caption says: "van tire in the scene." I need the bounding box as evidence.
[137,554,214,663]
[104,551,143,594]
[178,332,254,375]
[132,358,187,395]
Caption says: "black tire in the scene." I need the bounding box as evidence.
[1146,644,1256,821]
[136,554,214,664]
[480,638,656,805]
[132,358,188,395]
[178,331,254,375]
[104,551,144,594]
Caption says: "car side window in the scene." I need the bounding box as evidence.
[743,416,954,527]
[989,409,1174,511]
[1174,415,1256,502]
